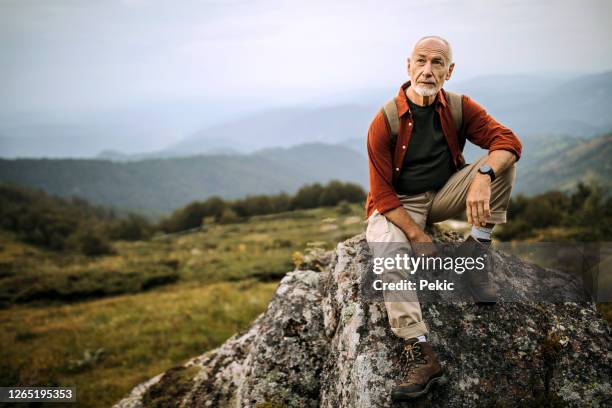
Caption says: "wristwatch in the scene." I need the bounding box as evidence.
[478,164,496,182]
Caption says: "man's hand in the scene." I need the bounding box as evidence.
[383,207,437,256]
[466,173,492,226]
[410,230,437,257]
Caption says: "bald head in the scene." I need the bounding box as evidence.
[406,35,455,100]
[413,35,453,65]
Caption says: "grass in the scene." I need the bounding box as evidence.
[0,279,277,407]
[0,203,366,407]
[0,205,366,307]
[160,206,364,283]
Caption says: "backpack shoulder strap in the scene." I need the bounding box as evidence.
[380,97,400,143]
[444,91,463,133]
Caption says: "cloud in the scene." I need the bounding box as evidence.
[0,0,610,115]
[121,0,149,6]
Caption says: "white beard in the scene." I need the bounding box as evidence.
[413,83,439,97]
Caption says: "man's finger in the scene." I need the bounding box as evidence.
[477,201,485,226]
[484,201,491,221]
[471,203,479,227]
[466,202,473,224]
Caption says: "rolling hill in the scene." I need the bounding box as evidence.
[0,143,368,216]
[1,133,610,215]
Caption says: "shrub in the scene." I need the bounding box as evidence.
[291,183,325,209]
[159,180,366,230]
[108,213,154,241]
[499,181,610,241]
[68,226,116,256]
[160,196,228,232]
[337,201,352,215]
[219,208,240,224]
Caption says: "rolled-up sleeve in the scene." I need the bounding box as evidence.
[462,95,522,161]
[367,110,402,214]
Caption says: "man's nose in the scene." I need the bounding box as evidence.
[422,62,433,76]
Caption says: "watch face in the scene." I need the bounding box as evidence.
[480,165,492,173]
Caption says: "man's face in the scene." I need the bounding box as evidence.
[407,38,455,97]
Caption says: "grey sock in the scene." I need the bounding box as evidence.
[470,225,493,241]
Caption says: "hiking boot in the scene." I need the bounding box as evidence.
[458,235,497,304]
[391,339,447,401]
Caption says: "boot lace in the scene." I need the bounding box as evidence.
[404,342,427,366]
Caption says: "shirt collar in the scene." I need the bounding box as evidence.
[396,80,448,117]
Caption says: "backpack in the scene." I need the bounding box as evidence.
[380,90,463,150]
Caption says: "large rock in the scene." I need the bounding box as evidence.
[113,233,611,407]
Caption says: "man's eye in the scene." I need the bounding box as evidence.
[433,60,442,65]
[417,59,425,63]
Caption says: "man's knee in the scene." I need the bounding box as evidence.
[496,163,516,186]
[366,211,408,243]
[489,163,516,216]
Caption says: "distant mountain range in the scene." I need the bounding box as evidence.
[132,70,612,160]
[1,71,611,160]
[1,71,610,215]
[164,71,612,155]
[515,133,612,195]
[163,105,374,156]
[456,71,612,137]
[0,133,609,215]
[0,143,368,217]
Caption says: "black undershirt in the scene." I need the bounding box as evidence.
[393,98,455,195]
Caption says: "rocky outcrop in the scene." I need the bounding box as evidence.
[114,232,611,408]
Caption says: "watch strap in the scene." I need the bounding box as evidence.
[478,165,496,182]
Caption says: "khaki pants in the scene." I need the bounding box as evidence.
[365,154,516,339]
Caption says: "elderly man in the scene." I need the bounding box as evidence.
[365,35,522,401]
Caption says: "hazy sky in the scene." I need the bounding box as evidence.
[1,0,611,115]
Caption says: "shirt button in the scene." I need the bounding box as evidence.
[402,145,406,149]
[408,122,412,126]
[395,168,400,171]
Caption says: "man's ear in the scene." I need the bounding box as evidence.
[446,62,455,80]
[406,57,411,74]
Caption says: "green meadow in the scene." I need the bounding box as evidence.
[0,204,366,407]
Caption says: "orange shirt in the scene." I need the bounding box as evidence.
[365,80,522,219]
